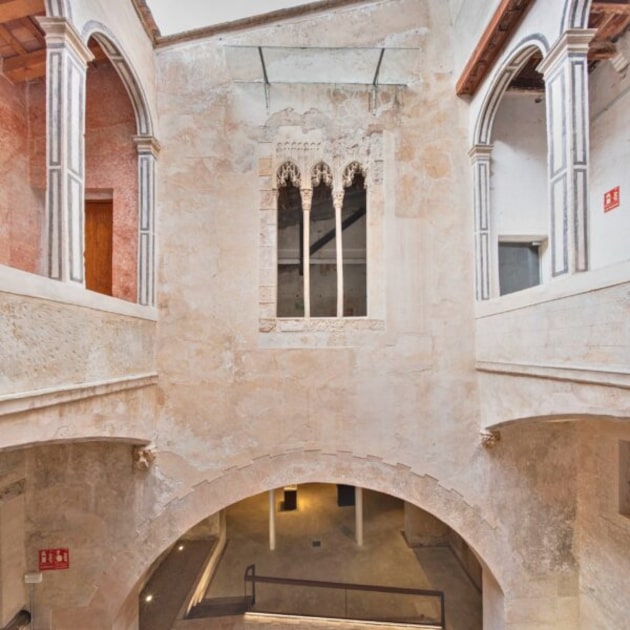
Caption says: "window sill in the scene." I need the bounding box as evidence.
[0,264,157,321]
[258,317,385,346]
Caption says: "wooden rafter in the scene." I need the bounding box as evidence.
[456,0,536,97]
[0,0,43,23]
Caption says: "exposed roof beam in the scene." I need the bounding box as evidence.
[590,2,630,15]
[0,0,44,24]
[2,48,46,82]
[456,0,536,97]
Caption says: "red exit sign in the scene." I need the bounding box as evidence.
[39,548,69,571]
[604,186,620,212]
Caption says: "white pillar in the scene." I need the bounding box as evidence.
[355,486,363,546]
[469,145,494,299]
[538,29,596,276]
[269,489,276,551]
[333,189,345,317]
[39,17,93,284]
[300,188,313,318]
[134,136,160,306]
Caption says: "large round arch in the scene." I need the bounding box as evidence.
[83,451,513,628]
[473,36,549,147]
[79,23,158,306]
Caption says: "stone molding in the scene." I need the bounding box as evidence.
[476,360,630,390]
[0,373,158,417]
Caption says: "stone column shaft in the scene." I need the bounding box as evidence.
[469,145,493,300]
[39,17,93,284]
[135,136,160,307]
[539,29,596,276]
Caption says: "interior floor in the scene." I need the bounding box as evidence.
[204,484,482,629]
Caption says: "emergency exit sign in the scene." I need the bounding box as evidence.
[604,186,620,212]
[39,548,69,571]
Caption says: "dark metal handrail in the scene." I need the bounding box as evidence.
[2,610,31,630]
[243,564,445,628]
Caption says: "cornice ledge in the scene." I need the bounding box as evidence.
[0,373,158,417]
[476,360,630,390]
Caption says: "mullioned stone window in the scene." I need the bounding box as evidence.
[258,133,385,335]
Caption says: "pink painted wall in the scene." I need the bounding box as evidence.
[0,76,46,274]
[85,58,138,302]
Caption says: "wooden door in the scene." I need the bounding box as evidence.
[85,200,113,295]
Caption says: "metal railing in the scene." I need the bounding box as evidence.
[1,610,31,630]
[243,564,445,628]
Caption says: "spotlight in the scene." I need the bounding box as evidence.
[145,594,153,603]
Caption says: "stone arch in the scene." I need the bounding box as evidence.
[91,451,511,627]
[561,0,593,32]
[80,22,158,305]
[81,22,153,137]
[471,35,549,300]
[276,160,302,189]
[473,35,550,146]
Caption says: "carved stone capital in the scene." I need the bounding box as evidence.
[133,446,156,471]
[480,430,501,449]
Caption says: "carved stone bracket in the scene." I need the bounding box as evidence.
[133,446,156,471]
[480,430,501,449]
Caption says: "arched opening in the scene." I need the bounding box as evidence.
[0,1,47,276]
[276,161,304,317]
[84,36,138,300]
[139,484,483,629]
[309,166,337,317]
[341,163,367,316]
[488,49,549,296]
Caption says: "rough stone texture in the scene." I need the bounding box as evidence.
[0,1,629,629]
[0,292,156,396]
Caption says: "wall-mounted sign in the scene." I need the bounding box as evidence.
[39,548,69,571]
[604,186,620,213]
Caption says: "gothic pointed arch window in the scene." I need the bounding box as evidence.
[341,162,367,316]
[276,161,304,317]
[275,158,367,319]
[309,161,336,317]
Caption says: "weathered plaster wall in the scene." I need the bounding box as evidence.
[0,76,46,275]
[0,451,27,627]
[86,59,139,302]
[476,280,630,371]
[574,420,630,629]
[18,442,168,630]
[0,292,155,397]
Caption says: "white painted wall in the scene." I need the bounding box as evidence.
[588,32,630,270]
[490,90,549,289]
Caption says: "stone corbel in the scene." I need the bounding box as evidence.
[133,445,156,471]
[480,430,501,449]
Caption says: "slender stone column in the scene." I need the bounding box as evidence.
[134,136,160,306]
[538,29,596,276]
[333,189,345,317]
[300,188,313,318]
[355,486,363,546]
[269,489,276,551]
[469,145,493,300]
[39,17,93,284]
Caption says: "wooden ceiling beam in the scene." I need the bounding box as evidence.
[0,22,28,55]
[2,47,45,82]
[590,2,630,15]
[0,0,44,24]
[456,0,536,97]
